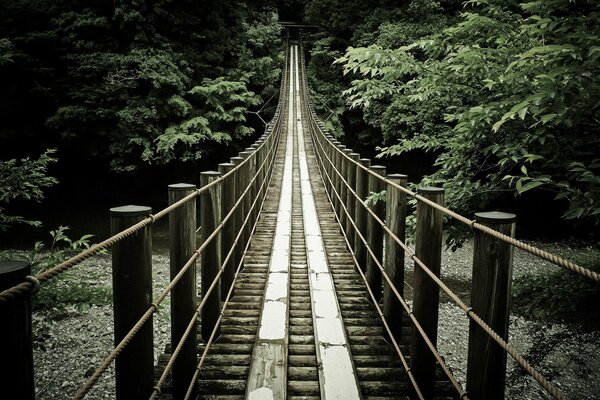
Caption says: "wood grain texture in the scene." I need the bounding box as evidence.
[467,212,516,400]
[410,187,444,400]
[383,174,407,343]
[168,183,198,400]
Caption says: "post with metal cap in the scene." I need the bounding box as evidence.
[219,163,236,300]
[467,211,516,400]
[366,165,386,302]
[200,171,222,341]
[383,174,408,342]
[0,261,34,399]
[110,205,153,399]
[168,184,197,400]
[354,158,371,272]
[409,187,444,400]
[345,153,360,250]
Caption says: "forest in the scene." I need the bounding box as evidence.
[0,0,283,240]
[1,0,599,244]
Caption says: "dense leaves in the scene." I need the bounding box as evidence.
[0,150,58,230]
[0,0,282,171]
[312,0,600,225]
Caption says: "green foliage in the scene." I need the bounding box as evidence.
[2,226,110,312]
[0,150,58,230]
[1,1,283,172]
[513,255,600,325]
[335,0,600,224]
[0,38,15,65]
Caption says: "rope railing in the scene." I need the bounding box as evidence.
[69,43,291,400]
[0,42,292,306]
[149,125,280,399]
[72,101,284,399]
[304,35,568,399]
[0,136,269,306]
[181,158,273,400]
[320,128,599,283]
[308,114,468,399]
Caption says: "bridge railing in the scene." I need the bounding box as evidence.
[298,37,597,400]
[0,44,290,400]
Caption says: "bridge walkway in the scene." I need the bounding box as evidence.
[156,43,456,400]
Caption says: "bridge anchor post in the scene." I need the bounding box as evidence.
[467,211,516,400]
[110,205,154,399]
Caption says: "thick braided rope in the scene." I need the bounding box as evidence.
[319,122,599,283]
[0,131,276,305]
[73,118,283,399]
[307,85,564,399]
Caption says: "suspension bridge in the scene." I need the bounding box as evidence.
[1,40,598,400]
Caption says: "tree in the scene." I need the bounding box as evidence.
[335,0,600,224]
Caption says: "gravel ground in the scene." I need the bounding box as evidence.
[4,239,599,399]
[31,252,173,400]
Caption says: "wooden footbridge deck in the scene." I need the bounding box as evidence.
[154,44,455,400]
[144,44,446,399]
[2,40,597,400]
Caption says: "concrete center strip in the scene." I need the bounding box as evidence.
[245,45,295,400]
[294,44,363,400]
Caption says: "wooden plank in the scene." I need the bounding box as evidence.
[296,44,362,400]
[244,44,296,400]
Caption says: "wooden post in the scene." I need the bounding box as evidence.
[340,148,352,234]
[354,158,371,272]
[240,151,252,249]
[231,157,244,271]
[467,212,516,400]
[334,143,345,220]
[200,172,222,342]
[110,205,153,399]
[250,145,260,227]
[383,174,408,342]
[218,163,236,300]
[345,153,360,250]
[330,141,339,210]
[366,165,386,302]
[255,140,265,205]
[0,261,34,399]
[409,187,444,400]
[168,184,197,400]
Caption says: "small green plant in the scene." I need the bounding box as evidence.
[7,226,111,312]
